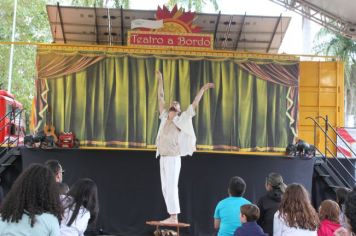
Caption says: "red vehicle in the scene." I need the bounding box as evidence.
[0,90,26,146]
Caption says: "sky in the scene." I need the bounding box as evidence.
[128,0,322,54]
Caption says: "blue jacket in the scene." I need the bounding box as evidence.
[234,222,268,236]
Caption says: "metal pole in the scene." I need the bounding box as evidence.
[325,115,328,157]
[313,122,316,147]
[7,0,18,92]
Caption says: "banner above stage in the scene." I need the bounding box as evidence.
[128,31,213,49]
[128,5,213,49]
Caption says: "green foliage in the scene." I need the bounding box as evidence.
[313,29,356,87]
[0,0,51,122]
[0,0,131,125]
[70,0,130,8]
[313,28,356,119]
[167,0,219,12]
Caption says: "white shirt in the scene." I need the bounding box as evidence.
[60,196,91,236]
[0,213,60,236]
[273,211,317,236]
[156,105,196,157]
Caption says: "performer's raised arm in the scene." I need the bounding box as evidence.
[192,83,215,109]
[156,70,165,115]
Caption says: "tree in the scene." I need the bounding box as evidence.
[0,0,51,123]
[0,0,131,121]
[167,0,219,12]
[70,0,130,8]
[313,28,356,126]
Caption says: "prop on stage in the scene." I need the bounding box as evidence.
[57,132,79,148]
[24,131,79,149]
[24,132,55,149]
[146,221,190,236]
[286,139,316,158]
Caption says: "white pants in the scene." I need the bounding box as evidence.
[160,155,181,214]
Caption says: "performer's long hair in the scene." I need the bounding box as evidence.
[0,164,62,226]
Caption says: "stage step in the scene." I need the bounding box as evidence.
[314,158,353,191]
[0,147,21,175]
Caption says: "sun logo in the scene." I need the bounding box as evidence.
[153,5,201,33]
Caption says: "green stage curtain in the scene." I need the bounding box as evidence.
[36,52,298,151]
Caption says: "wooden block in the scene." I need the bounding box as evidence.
[146,221,190,227]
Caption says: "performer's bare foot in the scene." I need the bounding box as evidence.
[160,215,178,224]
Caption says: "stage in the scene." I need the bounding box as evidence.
[18,148,315,236]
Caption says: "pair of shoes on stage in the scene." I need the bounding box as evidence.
[160,216,178,224]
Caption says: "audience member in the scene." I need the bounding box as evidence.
[214,176,251,236]
[234,204,267,236]
[0,164,62,235]
[317,199,341,236]
[336,187,351,227]
[45,159,65,183]
[257,172,286,235]
[334,189,356,236]
[0,177,4,206]
[334,227,352,236]
[60,178,99,236]
[273,183,319,236]
[342,189,356,236]
[58,182,70,195]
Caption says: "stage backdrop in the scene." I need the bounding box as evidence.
[33,46,299,151]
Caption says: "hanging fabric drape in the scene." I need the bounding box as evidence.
[37,51,105,79]
[34,48,299,152]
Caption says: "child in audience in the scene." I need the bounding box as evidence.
[273,183,319,236]
[60,178,99,236]
[317,199,341,236]
[45,159,65,183]
[58,182,70,195]
[0,164,62,235]
[0,177,4,206]
[343,189,356,235]
[234,204,267,236]
[257,172,286,236]
[214,176,251,236]
[334,189,356,236]
[336,187,351,227]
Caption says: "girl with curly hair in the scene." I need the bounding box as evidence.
[273,183,319,236]
[0,163,62,235]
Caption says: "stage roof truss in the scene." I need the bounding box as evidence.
[94,5,99,44]
[270,0,356,39]
[47,4,291,53]
[234,12,246,51]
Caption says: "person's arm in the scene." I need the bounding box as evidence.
[156,70,165,115]
[256,198,264,225]
[273,212,283,236]
[192,83,214,109]
[214,203,221,230]
[214,218,220,230]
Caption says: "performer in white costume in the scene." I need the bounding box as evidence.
[155,70,214,223]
